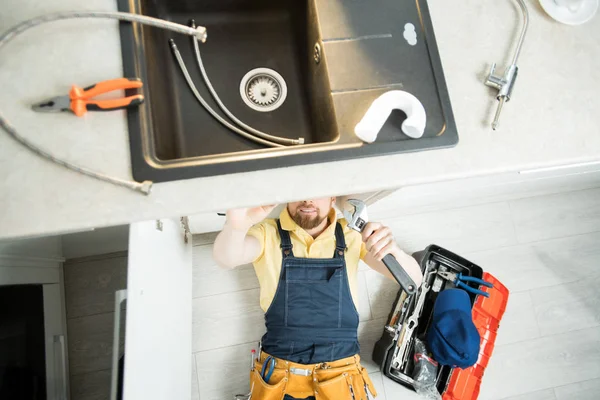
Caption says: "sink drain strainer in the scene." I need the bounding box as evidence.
[240,68,287,112]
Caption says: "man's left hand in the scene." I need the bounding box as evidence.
[361,222,400,261]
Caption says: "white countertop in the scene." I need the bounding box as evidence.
[1,0,600,241]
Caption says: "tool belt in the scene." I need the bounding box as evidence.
[250,351,377,400]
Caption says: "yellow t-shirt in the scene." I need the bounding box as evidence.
[248,208,368,312]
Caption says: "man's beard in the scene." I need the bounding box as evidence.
[290,207,328,230]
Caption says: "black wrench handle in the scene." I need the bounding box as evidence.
[382,254,417,295]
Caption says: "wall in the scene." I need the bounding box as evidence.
[63,252,127,400]
[61,225,129,260]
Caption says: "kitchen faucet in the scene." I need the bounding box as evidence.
[485,0,529,130]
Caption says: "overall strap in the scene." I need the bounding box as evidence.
[276,219,294,258]
[334,222,347,258]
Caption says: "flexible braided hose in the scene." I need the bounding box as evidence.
[0,11,208,195]
[169,39,283,148]
[189,20,304,146]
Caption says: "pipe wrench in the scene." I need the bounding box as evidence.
[343,199,417,295]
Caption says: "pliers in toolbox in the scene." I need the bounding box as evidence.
[32,78,144,117]
[437,271,494,297]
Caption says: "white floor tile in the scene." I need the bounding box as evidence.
[191,356,200,400]
[509,188,600,243]
[359,259,370,272]
[495,291,541,346]
[380,202,517,255]
[194,343,256,400]
[358,318,388,374]
[365,269,399,320]
[367,372,386,400]
[554,378,600,400]
[495,388,556,400]
[368,175,600,224]
[192,245,259,298]
[531,279,600,336]
[478,327,600,399]
[467,232,600,293]
[192,289,265,353]
[381,375,422,399]
[357,270,373,321]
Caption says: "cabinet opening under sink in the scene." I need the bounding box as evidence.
[121,0,338,165]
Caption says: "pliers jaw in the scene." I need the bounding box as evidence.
[31,95,71,113]
[437,271,456,282]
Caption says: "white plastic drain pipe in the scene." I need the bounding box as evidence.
[354,90,427,143]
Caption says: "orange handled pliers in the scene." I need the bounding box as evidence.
[32,78,144,117]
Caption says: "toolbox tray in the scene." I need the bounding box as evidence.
[372,244,508,398]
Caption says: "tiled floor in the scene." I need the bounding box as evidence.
[191,188,600,400]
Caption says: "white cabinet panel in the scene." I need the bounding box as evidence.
[123,219,192,400]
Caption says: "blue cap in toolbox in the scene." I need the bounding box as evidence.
[427,288,480,369]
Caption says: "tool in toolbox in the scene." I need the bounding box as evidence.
[343,199,418,295]
[32,78,144,117]
[437,271,493,298]
[389,291,410,328]
[392,269,436,370]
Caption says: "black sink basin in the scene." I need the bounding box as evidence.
[118,0,458,183]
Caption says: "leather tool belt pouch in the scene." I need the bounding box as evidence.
[250,353,377,400]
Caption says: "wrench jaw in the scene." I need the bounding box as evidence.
[342,199,369,232]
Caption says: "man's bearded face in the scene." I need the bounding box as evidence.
[287,198,334,230]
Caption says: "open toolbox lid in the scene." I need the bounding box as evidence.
[372,245,510,399]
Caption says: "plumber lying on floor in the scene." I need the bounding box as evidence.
[214,197,423,400]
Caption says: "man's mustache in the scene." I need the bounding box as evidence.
[298,203,318,210]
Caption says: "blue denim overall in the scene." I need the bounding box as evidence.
[261,220,361,368]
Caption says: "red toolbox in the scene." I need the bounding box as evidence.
[442,273,508,399]
[372,245,509,398]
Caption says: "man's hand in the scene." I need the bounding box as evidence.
[226,205,277,231]
[361,222,423,286]
[361,222,398,261]
[214,205,277,270]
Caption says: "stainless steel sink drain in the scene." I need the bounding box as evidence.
[240,68,287,112]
